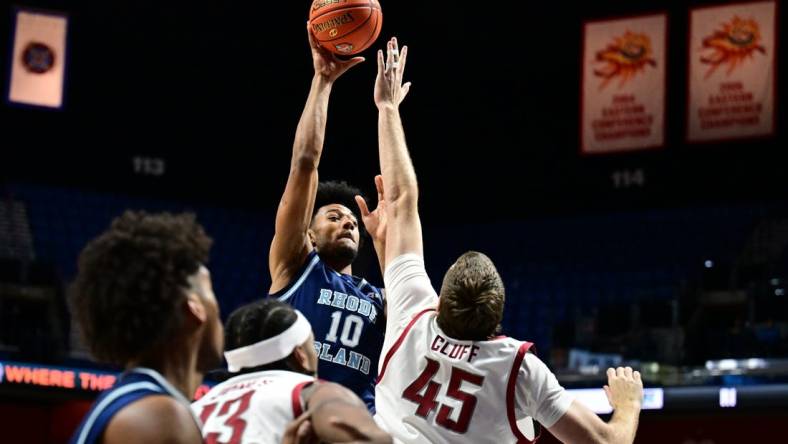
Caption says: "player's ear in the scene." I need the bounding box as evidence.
[290,346,310,373]
[184,291,207,324]
[307,228,317,247]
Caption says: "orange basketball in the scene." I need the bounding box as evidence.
[309,0,382,55]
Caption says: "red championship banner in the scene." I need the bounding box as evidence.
[687,1,777,142]
[581,14,666,155]
[8,10,68,108]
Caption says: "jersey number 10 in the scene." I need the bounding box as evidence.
[326,311,364,347]
[402,358,485,434]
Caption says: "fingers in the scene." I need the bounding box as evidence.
[385,39,394,75]
[297,419,314,444]
[399,45,408,76]
[391,37,400,69]
[349,56,365,66]
[603,384,613,406]
[306,22,320,50]
[374,175,385,200]
[355,195,370,217]
[377,37,409,105]
[401,82,412,99]
[377,49,385,77]
[331,51,365,65]
[609,366,637,381]
[634,370,642,384]
[283,411,313,444]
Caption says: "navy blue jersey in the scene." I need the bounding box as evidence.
[70,368,200,444]
[271,250,385,411]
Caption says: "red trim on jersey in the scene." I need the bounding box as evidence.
[506,341,535,443]
[377,308,436,383]
[291,381,313,418]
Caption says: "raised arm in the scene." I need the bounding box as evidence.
[374,37,420,265]
[355,174,387,273]
[269,24,364,294]
[548,367,643,444]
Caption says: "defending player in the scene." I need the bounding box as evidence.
[372,37,643,444]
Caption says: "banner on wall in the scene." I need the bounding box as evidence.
[581,14,666,155]
[687,1,776,142]
[8,10,68,108]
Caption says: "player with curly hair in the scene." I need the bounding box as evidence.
[69,211,224,444]
[372,37,644,444]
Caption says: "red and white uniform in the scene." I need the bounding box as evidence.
[191,370,313,444]
[375,254,573,444]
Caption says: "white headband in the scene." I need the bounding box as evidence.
[224,310,312,372]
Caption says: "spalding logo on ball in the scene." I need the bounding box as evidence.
[309,0,382,55]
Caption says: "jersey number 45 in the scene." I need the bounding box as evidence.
[402,358,485,434]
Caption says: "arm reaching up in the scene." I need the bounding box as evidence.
[374,37,421,265]
[269,24,365,294]
[355,175,387,273]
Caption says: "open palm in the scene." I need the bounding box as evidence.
[355,175,387,246]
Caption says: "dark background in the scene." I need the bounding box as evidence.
[2,0,786,220]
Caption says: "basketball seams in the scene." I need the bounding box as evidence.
[310,0,373,18]
[308,0,381,55]
[312,7,376,43]
[356,8,381,52]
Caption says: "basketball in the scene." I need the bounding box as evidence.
[309,0,383,55]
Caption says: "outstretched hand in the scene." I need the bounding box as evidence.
[355,175,387,247]
[307,22,365,82]
[374,37,410,108]
[603,367,643,411]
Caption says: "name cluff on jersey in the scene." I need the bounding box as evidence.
[312,12,355,33]
[431,335,481,363]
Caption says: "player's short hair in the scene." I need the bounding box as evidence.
[437,251,505,341]
[312,180,367,243]
[71,211,212,366]
[224,299,300,374]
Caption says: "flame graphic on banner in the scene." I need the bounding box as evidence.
[701,16,766,79]
[593,31,657,90]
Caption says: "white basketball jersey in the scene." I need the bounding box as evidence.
[191,370,314,444]
[375,308,536,444]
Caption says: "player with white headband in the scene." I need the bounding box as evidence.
[192,299,391,444]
